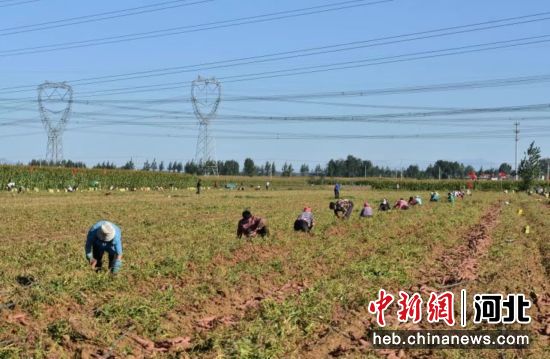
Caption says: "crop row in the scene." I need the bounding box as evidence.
[1,165,546,191]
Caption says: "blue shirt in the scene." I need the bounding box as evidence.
[85,221,123,258]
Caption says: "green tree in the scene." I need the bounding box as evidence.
[243,158,256,176]
[142,160,150,171]
[518,141,542,190]
[300,164,309,176]
[223,160,240,175]
[184,161,199,174]
[264,161,272,176]
[498,162,512,175]
[281,162,294,177]
[121,159,135,170]
[159,161,165,172]
[539,158,550,179]
[404,165,420,178]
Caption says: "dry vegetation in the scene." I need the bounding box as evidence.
[0,188,548,358]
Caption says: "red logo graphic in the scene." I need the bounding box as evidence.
[368,289,395,327]
[427,292,455,326]
[397,291,423,323]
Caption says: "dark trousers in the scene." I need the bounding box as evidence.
[344,202,354,218]
[257,226,269,237]
[294,219,311,232]
[334,190,340,199]
[93,244,116,271]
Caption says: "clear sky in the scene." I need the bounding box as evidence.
[1,0,549,170]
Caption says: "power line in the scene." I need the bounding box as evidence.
[1,10,549,93]
[3,102,549,126]
[0,0,392,57]
[0,0,214,37]
[221,74,550,102]
[0,0,39,9]
[70,34,550,98]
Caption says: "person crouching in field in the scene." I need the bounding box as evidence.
[408,196,419,206]
[394,198,409,210]
[430,192,440,202]
[85,221,122,273]
[294,207,315,232]
[237,210,269,238]
[360,202,373,217]
[379,198,391,211]
[447,192,456,203]
[329,199,354,219]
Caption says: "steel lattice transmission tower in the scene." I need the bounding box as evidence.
[37,82,73,162]
[191,76,221,176]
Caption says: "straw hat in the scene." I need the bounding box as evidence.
[97,222,115,242]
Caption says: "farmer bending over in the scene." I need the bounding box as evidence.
[394,198,409,210]
[360,202,373,217]
[379,199,391,211]
[85,221,122,273]
[329,199,354,219]
[430,192,440,202]
[294,207,315,232]
[6,179,16,191]
[447,192,456,203]
[237,210,269,238]
[408,196,419,206]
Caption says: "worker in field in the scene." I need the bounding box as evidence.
[394,198,409,210]
[379,198,391,211]
[85,221,123,273]
[6,179,16,191]
[414,195,423,205]
[294,207,315,232]
[334,183,341,199]
[329,199,354,219]
[265,181,270,191]
[237,209,269,238]
[360,201,373,217]
[448,192,456,203]
[430,192,440,202]
[196,179,202,194]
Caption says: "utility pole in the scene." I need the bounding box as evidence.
[514,121,520,181]
[438,166,441,180]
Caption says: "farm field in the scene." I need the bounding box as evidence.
[0,188,548,358]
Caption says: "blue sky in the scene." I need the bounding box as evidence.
[0,0,549,170]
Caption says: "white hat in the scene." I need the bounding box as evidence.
[97,222,115,242]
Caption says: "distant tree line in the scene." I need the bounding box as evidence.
[25,152,550,179]
[28,159,87,168]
